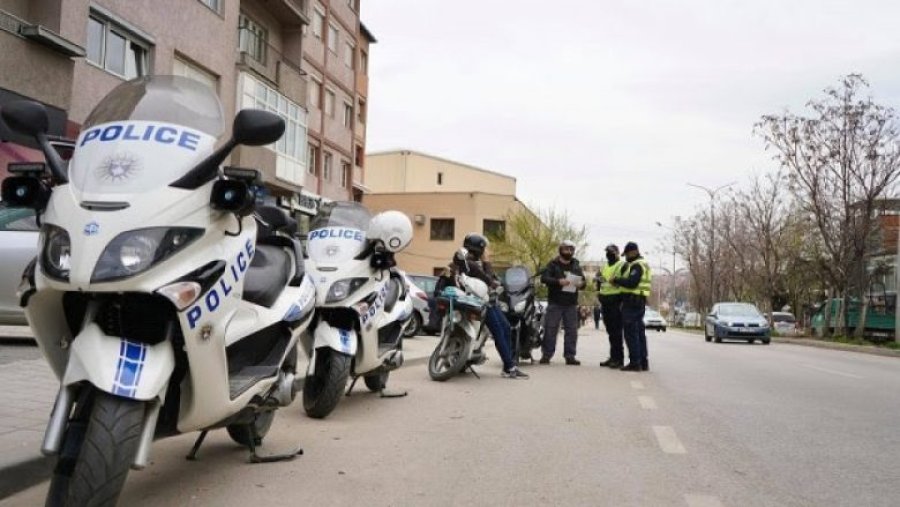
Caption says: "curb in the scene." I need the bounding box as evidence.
[0,351,433,500]
[772,336,900,358]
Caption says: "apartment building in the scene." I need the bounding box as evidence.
[301,0,373,217]
[0,0,312,209]
[362,149,538,275]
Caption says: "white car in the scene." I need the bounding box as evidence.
[0,202,39,325]
[643,308,667,332]
[400,272,433,337]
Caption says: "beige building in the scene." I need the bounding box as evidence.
[363,150,535,275]
[301,0,373,218]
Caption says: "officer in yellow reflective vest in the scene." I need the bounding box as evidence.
[611,242,652,371]
[598,244,627,368]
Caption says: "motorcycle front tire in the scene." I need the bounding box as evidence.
[303,348,351,419]
[46,389,145,507]
[427,332,470,382]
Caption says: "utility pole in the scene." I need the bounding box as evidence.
[656,218,680,308]
[687,182,735,312]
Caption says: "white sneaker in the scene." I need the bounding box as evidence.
[502,367,530,379]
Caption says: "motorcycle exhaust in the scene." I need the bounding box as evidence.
[382,350,404,371]
[132,400,161,470]
[41,385,75,456]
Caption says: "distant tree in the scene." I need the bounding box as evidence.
[487,205,588,278]
[757,74,900,337]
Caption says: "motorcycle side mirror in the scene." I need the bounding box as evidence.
[210,179,255,217]
[1,100,67,183]
[232,109,285,147]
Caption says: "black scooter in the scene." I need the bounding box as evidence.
[499,266,544,363]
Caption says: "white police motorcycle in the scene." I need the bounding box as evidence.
[299,202,414,418]
[427,255,492,381]
[1,76,315,506]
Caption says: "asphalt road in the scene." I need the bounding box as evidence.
[2,328,898,506]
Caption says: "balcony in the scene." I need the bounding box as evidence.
[263,0,310,28]
[236,29,307,106]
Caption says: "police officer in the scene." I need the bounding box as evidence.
[611,242,651,371]
[540,240,586,365]
[598,244,627,369]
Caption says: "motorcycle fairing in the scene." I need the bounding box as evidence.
[314,320,358,356]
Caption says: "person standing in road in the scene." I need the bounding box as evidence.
[539,240,586,365]
[451,233,529,379]
[598,244,627,369]
[611,242,651,371]
[592,304,602,330]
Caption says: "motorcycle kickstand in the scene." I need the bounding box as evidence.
[379,387,408,398]
[345,376,360,396]
[466,366,481,379]
[247,422,303,464]
[185,430,209,461]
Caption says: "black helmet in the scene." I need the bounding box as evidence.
[463,233,488,258]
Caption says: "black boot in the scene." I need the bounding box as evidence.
[620,363,642,371]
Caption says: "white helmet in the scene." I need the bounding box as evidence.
[367,210,413,253]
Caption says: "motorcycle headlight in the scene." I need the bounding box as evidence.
[92,227,203,283]
[326,277,368,303]
[514,300,527,314]
[40,224,71,281]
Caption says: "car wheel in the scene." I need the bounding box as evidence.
[704,328,711,342]
[748,339,755,344]
[713,328,722,343]
[762,338,771,345]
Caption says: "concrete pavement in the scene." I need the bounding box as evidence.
[0,326,439,500]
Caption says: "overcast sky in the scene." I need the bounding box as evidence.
[361,0,900,269]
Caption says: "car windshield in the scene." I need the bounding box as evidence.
[409,275,436,294]
[718,304,762,317]
[0,202,38,232]
[646,310,661,318]
[772,313,796,323]
[68,76,224,197]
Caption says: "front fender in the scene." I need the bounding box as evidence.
[63,323,174,401]
[313,320,357,356]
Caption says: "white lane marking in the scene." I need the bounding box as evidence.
[685,494,724,507]
[800,363,863,379]
[630,380,645,390]
[638,396,657,410]
[652,425,687,454]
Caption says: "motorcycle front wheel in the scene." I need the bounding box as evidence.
[427,331,469,382]
[226,410,275,447]
[302,348,351,419]
[46,389,145,507]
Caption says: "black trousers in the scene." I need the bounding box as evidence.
[622,297,648,366]
[600,295,624,362]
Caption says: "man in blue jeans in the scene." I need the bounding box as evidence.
[451,233,529,379]
[540,240,586,365]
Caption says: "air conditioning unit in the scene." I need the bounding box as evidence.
[414,214,426,225]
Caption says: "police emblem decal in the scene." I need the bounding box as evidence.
[84,221,100,236]
[97,152,140,183]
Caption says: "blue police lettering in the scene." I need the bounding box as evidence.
[79,123,202,151]
[186,238,256,329]
[309,228,364,241]
[205,290,220,312]
[219,278,232,297]
[237,252,247,272]
[187,307,202,328]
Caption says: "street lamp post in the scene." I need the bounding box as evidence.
[687,182,735,311]
[655,220,679,307]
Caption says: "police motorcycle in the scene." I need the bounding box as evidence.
[498,265,543,364]
[427,250,493,381]
[0,76,317,506]
[299,201,414,419]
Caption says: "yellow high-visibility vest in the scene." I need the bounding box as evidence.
[599,259,626,296]
[620,259,652,297]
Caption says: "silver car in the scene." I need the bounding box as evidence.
[401,272,435,337]
[0,202,39,325]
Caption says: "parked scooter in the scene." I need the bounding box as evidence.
[299,202,414,419]
[427,265,492,381]
[1,76,317,506]
[498,265,543,363]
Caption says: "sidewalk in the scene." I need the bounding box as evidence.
[0,329,437,499]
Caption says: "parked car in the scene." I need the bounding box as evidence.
[0,202,39,325]
[705,302,771,344]
[770,311,798,336]
[643,308,667,332]
[401,273,436,337]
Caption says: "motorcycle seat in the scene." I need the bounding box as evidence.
[243,245,291,307]
[255,205,298,238]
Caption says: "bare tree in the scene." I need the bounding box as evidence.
[757,75,900,337]
[487,205,588,277]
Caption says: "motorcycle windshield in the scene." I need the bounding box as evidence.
[68,76,224,197]
[308,201,372,264]
[503,266,531,293]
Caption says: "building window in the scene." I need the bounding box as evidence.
[342,102,353,128]
[198,0,220,12]
[324,89,335,117]
[173,56,218,91]
[430,219,455,241]
[343,41,354,67]
[309,77,321,109]
[323,152,332,180]
[327,24,338,53]
[359,50,368,75]
[307,145,318,175]
[355,145,364,167]
[357,99,366,125]
[312,8,324,39]
[239,72,308,184]
[238,14,267,65]
[437,172,443,185]
[85,14,150,79]
[483,219,506,239]
[341,161,351,187]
